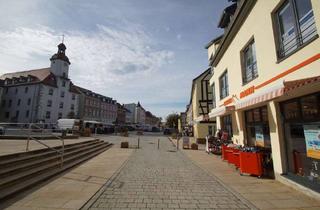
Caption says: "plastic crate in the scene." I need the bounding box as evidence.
[239,151,263,177]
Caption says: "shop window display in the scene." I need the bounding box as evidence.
[281,92,320,192]
[245,106,271,148]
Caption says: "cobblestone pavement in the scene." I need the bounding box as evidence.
[88,135,255,210]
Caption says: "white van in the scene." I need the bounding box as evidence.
[57,119,81,131]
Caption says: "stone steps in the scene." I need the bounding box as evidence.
[0,139,112,200]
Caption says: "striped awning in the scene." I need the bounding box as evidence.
[195,114,210,123]
[284,76,320,93]
[235,76,320,110]
[209,106,235,118]
[235,81,284,110]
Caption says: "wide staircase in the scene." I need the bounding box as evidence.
[0,139,112,201]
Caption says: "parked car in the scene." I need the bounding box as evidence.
[163,128,176,135]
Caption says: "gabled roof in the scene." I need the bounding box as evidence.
[205,34,223,49]
[189,68,211,104]
[75,85,114,102]
[0,68,51,81]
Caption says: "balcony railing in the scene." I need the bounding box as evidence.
[278,15,317,59]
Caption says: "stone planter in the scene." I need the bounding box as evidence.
[121,141,129,148]
[191,143,198,150]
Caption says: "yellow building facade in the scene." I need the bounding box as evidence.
[188,69,216,141]
[208,0,320,196]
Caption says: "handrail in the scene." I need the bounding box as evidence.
[26,123,65,168]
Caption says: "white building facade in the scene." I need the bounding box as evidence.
[0,43,80,124]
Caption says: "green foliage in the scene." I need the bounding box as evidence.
[165,113,179,128]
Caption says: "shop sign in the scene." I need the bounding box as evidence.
[240,86,255,99]
[303,125,320,159]
[223,98,234,106]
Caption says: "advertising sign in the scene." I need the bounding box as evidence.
[303,125,320,160]
[183,136,190,149]
[255,126,264,147]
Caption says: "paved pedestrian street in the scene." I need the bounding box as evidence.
[87,135,255,210]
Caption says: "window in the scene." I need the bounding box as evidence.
[25,87,28,93]
[46,111,51,119]
[27,98,31,105]
[245,106,271,147]
[59,102,64,109]
[282,92,320,122]
[58,112,62,119]
[5,112,9,119]
[72,94,75,100]
[62,72,66,78]
[8,100,12,107]
[221,115,233,139]
[212,83,216,108]
[60,91,65,98]
[1,100,5,107]
[17,99,21,106]
[15,111,19,118]
[275,0,317,59]
[242,40,258,84]
[15,88,18,94]
[5,88,8,94]
[62,80,66,87]
[26,110,29,118]
[47,100,52,107]
[71,104,74,110]
[219,71,229,99]
[49,89,53,95]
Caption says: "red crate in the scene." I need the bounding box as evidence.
[230,150,240,168]
[221,145,228,160]
[227,148,238,164]
[239,151,263,177]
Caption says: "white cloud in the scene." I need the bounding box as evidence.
[0,25,180,118]
[0,25,174,88]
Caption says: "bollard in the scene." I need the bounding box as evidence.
[138,137,140,149]
[177,139,179,150]
[158,138,160,149]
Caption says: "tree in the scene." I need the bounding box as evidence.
[165,113,179,128]
[67,111,75,119]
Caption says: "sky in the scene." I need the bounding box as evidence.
[0,0,230,119]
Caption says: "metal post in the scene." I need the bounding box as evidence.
[158,138,160,149]
[138,137,140,149]
[61,136,64,168]
[26,123,31,151]
[177,138,179,150]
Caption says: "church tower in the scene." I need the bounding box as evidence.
[50,43,71,78]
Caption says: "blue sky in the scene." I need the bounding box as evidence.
[0,0,230,119]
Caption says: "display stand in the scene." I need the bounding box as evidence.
[239,151,263,177]
[229,149,240,168]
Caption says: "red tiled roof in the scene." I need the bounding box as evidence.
[0,68,51,81]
